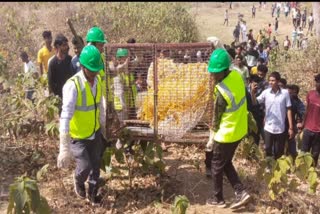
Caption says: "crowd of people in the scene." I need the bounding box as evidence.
[231,2,312,52]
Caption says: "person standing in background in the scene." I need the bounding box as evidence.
[71,36,84,73]
[37,30,54,76]
[274,18,279,35]
[48,34,75,114]
[252,5,256,18]
[223,10,229,26]
[298,74,320,167]
[20,51,38,101]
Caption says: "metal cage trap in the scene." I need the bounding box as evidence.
[104,42,214,143]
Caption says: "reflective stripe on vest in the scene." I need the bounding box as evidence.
[217,82,246,113]
[122,73,137,108]
[69,72,101,139]
[214,70,248,143]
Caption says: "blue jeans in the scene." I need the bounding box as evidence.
[70,130,102,187]
[301,129,320,166]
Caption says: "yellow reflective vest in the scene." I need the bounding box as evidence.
[122,72,137,108]
[69,72,101,139]
[114,72,137,111]
[213,70,248,143]
[100,53,114,103]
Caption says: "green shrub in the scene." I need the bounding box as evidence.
[72,2,199,43]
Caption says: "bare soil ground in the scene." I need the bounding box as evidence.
[0,138,259,214]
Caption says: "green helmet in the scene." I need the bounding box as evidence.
[79,45,103,72]
[116,48,129,58]
[86,27,107,43]
[207,48,231,73]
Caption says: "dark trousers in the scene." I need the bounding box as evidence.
[100,136,112,158]
[264,130,286,159]
[286,137,298,158]
[205,151,212,169]
[211,140,244,200]
[252,114,264,145]
[25,88,35,101]
[284,130,298,159]
[70,130,102,187]
[301,129,320,167]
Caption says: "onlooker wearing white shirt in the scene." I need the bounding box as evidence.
[240,21,247,42]
[251,72,294,160]
[20,51,38,101]
[307,13,314,35]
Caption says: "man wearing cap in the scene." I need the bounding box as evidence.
[111,48,138,121]
[57,45,105,205]
[85,26,116,159]
[205,48,251,209]
[86,26,110,108]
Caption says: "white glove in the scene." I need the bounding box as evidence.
[100,96,107,140]
[101,124,107,140]
[116,139,123,149]
[205,129,215,152]
[57,132,72,168]
[44,88,49,97]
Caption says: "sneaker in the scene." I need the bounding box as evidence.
[88,183,102,206]
[230,190,251,209]
[87,194,102,206]
[206,197,226,208]
[206,167,212,178]
[73,174,86,199]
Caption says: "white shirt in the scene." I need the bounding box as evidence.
[301,39,308,49]
[292,9,297,18]
[24,61,37,74]
[257,88,291,134]
[241,23,247,32]
[224,11,228,19]
[308,15,313,22]
[59,70,105,139]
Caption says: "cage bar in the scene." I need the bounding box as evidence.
[104,42,213,143]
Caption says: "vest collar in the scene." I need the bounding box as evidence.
[79,70,98,87]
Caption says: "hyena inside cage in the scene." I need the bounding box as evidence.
[104,42,213,143]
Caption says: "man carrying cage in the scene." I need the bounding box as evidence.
[205,48,251,209]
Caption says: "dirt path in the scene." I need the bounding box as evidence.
[157,144,255,214]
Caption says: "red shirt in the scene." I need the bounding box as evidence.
[267,27,272,36]
[305,90,320,132]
